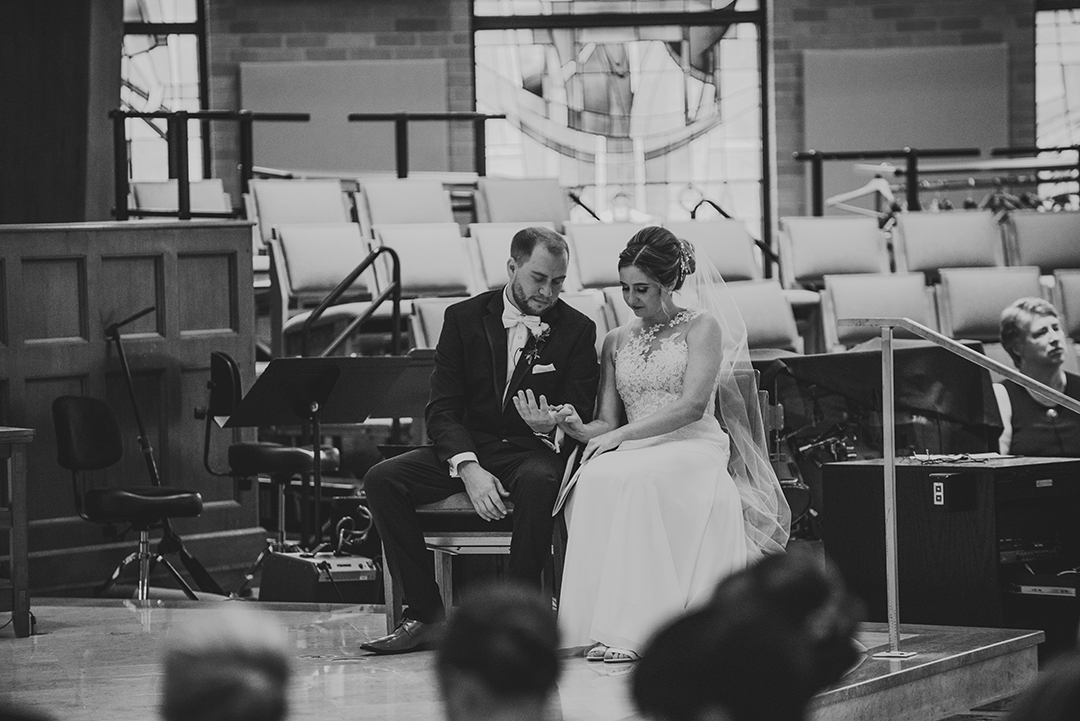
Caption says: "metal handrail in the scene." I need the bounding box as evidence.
[346,111,506,178]
[110,109,311,220]
[838,316,1080,659]
[299,246,402,358]
[843,317,1080,414]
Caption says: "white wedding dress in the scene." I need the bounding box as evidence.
[558,309,749,653]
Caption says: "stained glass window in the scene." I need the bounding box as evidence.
[1035,8,1080,207]
[121,0,206,181]
[475,16,764,232]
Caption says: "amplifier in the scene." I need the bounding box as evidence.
[259,552,378,604]
[822,456,1080,653]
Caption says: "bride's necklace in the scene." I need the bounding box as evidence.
[633,308,693,348]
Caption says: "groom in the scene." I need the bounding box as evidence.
[361,226,599,654]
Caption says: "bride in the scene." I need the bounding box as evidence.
[550,226,790,663]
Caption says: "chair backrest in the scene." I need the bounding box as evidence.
[52,396,123,472]
[821,272,937,349]
[892,210,1005,276]
[475,177,571,233]
[557,290,611,353]
[1008,211,1080,273]
[564,222,650,289]
[248,179,352,247]
[725,280,802,352]
[371,223,473,297]
[410,297,461,349]
[208,351,243,419]
[663,219,762,282]
[130,179,233,214]
[356,179,455,237]
[778,216,890,289]
[266,223,376,357]
[936,266,1044,342]
[1054,269,1080,341]
[467,221,559,291]
[269,223,373,300]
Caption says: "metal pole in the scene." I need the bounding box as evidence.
[874,324,915,659]
[175,111,191,220]
[474,117,487,177]
[112,112,130,220]
[395,114,409,178]
[239,110,254,195]
[905,148,921,211]
[810,152,824,216]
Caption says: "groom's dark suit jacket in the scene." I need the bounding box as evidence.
[426,289,599,464]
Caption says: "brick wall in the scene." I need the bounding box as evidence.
[203,0,1037,222]
[206,0,473,191]
[772,0,1036,218]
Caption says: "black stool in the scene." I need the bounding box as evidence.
[196,351,340,594]
[52,396,205,600]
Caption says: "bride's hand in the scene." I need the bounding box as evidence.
[581,429,623,463]
[552,404,586,439]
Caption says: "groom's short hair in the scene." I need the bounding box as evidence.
[510,226,569,264]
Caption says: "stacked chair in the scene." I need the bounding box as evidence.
[474,177,572,233]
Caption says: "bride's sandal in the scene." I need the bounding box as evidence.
[585,643,609,662]
[603,647,640,664]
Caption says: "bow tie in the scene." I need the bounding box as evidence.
[502,306,543,334]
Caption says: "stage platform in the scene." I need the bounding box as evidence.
[0,600,1041,721]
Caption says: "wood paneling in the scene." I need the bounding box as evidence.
[0,221,263,595]
[178,253,237,334]
[20,258,86,342]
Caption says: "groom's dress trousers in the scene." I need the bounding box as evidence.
[364,289,599,623]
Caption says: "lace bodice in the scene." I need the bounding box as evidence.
[615,309,718,426]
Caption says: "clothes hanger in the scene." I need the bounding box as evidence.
[824,176,896,214]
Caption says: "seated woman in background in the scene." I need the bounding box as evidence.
[995,297,1080,456]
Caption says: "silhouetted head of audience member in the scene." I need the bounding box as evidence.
[160,605,291,721]
[632,550,864,721]
[0,701,55,721]
[436,582,560,721]
[1005,651,1080,721]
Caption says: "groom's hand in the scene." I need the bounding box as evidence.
[458,461,510,521]
[512,389,557,434]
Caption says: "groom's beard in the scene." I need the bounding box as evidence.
[510,277,556,316]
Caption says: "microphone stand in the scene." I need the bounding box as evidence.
[105,306,225,596]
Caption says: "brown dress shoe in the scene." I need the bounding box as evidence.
[360,618,444,655]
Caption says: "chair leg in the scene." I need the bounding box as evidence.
[97,551,140,598]
[137,530,152,601]
[274,473,289,549]
[231,544,270,598]
[152,553,199,600]
[433,550,453,616]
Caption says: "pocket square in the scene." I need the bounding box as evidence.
[532,363,556,374]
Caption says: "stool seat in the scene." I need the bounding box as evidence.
[417,491,514,514]
[228,442,340,476]
[83,487,203,526]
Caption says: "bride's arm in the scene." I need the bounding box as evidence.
[580,313,723,461]
[553,328,624,443]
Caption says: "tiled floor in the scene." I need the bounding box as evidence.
[0,600,1041,721]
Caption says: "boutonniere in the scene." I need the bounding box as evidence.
[523,322,551,366]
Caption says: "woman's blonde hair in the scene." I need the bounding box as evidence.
[1000,297,1059,366]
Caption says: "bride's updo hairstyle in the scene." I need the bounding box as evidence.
[618,226,696,292]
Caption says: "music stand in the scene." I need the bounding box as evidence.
[226,354,434,548]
